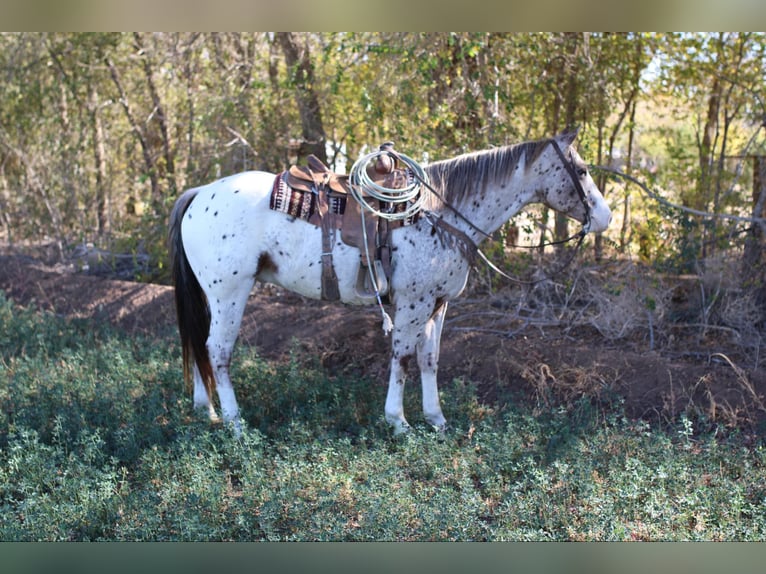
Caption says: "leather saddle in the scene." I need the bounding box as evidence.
[283,145,412,302]
[286,155,352,195]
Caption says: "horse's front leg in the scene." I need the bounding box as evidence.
[384,302,427,434]
[417,300,448,431]
[384,296,447,433]
[384,347,413,435]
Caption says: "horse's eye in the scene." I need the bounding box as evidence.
[577,167,587,177]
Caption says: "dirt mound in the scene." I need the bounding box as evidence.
[1,254,764,433]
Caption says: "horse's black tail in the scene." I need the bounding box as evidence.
[169,189,215,402]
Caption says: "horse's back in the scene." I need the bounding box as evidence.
[179,171,276,277]
[180,170,275,226]
[190,170,274,202]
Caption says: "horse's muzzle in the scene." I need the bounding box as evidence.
[584,202,612,234]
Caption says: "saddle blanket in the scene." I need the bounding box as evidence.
[269,171,346,222]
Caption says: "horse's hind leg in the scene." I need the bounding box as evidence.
[205,280,254,432]
[417,300,448,431]
[193,363,219,422]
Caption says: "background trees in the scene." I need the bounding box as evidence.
[0,32,764,288]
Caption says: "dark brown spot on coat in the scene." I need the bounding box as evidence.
[256,252,278,275]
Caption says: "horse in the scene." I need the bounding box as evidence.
[168,130,612,435]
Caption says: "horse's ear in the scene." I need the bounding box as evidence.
[556,127,580,147]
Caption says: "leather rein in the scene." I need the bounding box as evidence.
[387,139,593,284]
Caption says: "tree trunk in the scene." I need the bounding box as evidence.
[0,160,13,244]
[106,56,159,202]
[707,101,736,258]
[709,39,745,258]
[182,35,198,186]
[620,98,637,252]
[540,36,563,253]
[55,79,78,229]
[593,85,606,262]
[276,32,327,165]
[697,68,721,211]
[134,32,177,197]
[619,38,643,253]
[742,155,766,289]
[554,32,581,247]
[89,81,109,236]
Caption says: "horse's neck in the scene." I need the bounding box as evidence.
[439,176,536,244]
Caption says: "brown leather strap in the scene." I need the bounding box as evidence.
[316,177,341,301]
[425,213,479,266]
[377,217,392,279]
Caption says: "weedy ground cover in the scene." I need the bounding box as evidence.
[1,293,765,541]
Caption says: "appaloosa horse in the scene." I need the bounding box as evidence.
[168,130,611,434]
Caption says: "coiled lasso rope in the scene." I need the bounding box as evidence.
[348,149,429,221]
[348,147,430,334]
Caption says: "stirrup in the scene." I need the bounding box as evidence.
[355,260,388,299]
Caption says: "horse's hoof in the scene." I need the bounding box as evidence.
[390,420,411,436]
[426,415,448,433]
[227,418,244,438]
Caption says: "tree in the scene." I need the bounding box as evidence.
[742,153,766,289]
[276,32,327,165]
[1,31,763,289]
[653,33,765,266]
[587,33,657,258]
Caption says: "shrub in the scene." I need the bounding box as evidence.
[2,294,766,541]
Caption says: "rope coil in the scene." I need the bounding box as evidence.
[348,149,430,221]
[348,147,430,334]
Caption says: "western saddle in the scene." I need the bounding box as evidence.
[281,143,417,302]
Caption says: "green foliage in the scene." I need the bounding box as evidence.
[648,204,703,273]
[2,32,764,281]
[2,294,766,541]
[231,345,388,439]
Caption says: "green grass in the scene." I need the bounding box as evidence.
[1,291,765,541]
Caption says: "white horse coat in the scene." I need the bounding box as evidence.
[169,131,611,434]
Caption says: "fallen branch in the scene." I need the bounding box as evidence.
[593,165,766,225]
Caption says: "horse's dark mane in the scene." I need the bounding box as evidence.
[423,139,551,209]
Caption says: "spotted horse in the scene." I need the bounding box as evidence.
[168,130,612,435]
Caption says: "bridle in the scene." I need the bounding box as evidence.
[388,138,592,244]
[548,138,592,240]
[385,139,594,284]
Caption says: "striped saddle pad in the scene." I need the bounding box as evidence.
[269,171,347,223]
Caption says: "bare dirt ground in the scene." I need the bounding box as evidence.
[2,252,765,435]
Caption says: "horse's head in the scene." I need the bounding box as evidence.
[540,130,612,234]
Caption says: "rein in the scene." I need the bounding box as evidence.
[549,138,592,236]
[386,139,592,284]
